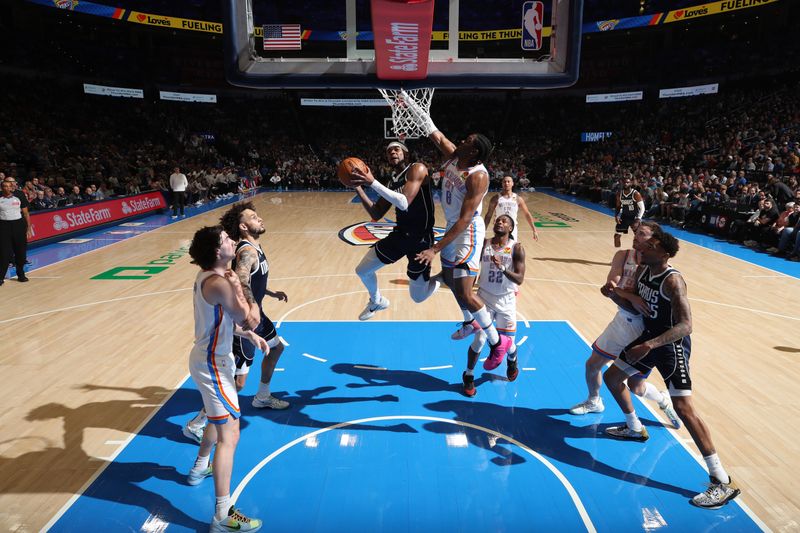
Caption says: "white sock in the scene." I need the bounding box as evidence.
[215,494,231,521]
[625,411,643,432]
[506,339,517,361]
[464,368,474,376]
[460,307,474,322]
[257,381,271,398]
[588,395,601,404]
[473,306,499,345]
[703,453,730,483]
[188,408,207,428]
[634,382,665,405]
[194,454,210,470]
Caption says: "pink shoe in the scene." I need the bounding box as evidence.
[451,320,480,340]
[483,335,513,370]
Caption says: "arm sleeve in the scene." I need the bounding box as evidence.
[370,180,409,211]
[636,200,645,219]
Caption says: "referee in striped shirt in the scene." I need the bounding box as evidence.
[0,177,31,284]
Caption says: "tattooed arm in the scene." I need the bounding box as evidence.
[234,245,261,330]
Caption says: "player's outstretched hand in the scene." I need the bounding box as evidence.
[416,248,436,266]
[600,280,616,297]
[624,342,651,363]
[349,166,375,187]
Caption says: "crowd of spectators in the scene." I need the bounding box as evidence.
[2,76,799,259]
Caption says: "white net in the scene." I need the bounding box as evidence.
[378,88,435,140]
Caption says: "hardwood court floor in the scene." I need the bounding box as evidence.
[0,191,797,531]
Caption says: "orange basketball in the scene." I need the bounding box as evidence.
[337,157,369,187]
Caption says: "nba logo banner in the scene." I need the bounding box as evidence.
[521,1,544,51]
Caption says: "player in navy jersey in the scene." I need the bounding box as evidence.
[349,141,440,320]
[614,176,644,248]
[603,227,741,510]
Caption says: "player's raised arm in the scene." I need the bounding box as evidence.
[400,90,456,157]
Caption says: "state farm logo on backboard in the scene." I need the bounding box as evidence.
[338,221,445,246]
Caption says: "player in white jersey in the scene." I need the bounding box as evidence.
[186,225,266,533]
[483,175,539,242]
[568,221,680,430]
[409,109,514,383]
[459,214,526,395]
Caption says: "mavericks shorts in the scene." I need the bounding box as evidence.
[614,333,693,396]
[375,229,434,281]
[234,314,280,376]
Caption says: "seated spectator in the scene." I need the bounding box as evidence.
[68,185,84,205]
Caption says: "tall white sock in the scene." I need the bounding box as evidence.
[634,382,665,404]
[194,454,210,470]
[506,337,517,361]
[215,494,231,521]
[257,381,271,398]
[460,307,474,322]
[356,249,384,301]
[704,453,730,483]
[625,411,643,432]
[473,306,499,345]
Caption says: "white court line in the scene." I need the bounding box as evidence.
[0,287,191,325]
[742,275,790,279]
[276,288,419,327]
[41,373,192,531]
[419,365,453,371]
[274,368,285,372]
[516,336,528,347]
[522,367,537,371]
[353,365,387,370]
[516,311,531,329]
[689,297,800,321]
[103,440,126,445]
[231,415,597,533]
[562,320,770,532]
[302,353,327,363]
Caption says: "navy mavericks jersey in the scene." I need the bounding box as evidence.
[637,266,680,336]
[620,189,637,216]
[232,240,269,316]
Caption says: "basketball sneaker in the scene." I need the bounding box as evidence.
[462,372,476,397]
[451,320,480,340]
[186,465,212,486]
[182,424,204,444]
[506,358,519,382]
[605,425,649,442]
[657,393,682,429]
[569,398,605,415]
[484,336,513,370]
[252,394,290,410]
[690,476,741,510]
[358,296,390,321]
[210,506,262,533]
[614,233,622,248]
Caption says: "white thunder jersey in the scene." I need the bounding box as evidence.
[193,270,234,355]
[441,158,488,229]
[479,239,518,296]
[618,249,640,291]
[496,193,520,240]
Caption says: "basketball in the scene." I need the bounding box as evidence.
[337,157,369,187]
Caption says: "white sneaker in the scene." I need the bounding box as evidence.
[569,398,605,415]
[186,465,212,486]
[451,320,480,340]
[658,392,682,429]
[171,215,178,219]
[358,296,390,321]
[182,424,204,444]
[252,394,290,410]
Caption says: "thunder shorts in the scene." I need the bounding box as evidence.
[477,288,516,335]
[592,308,645,360]
[441,216,484,277]
[189,347,240,424]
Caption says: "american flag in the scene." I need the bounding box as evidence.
[263,24,302,50]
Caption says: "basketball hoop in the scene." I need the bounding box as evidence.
[378,88,435,140]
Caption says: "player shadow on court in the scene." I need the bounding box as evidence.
[422,399,697,498]
[534,257,612,267]
[8,387,209,530]
[330,362,478,394]
[774,346,800,353]
[244,385,417,434]
[75,383,253,446]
